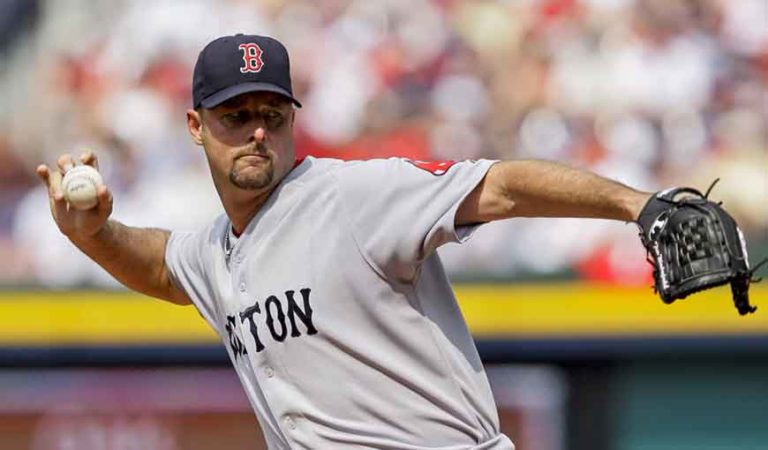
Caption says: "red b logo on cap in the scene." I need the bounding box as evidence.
[239,43,264,73]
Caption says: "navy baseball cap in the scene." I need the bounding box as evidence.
[192,34,302,109]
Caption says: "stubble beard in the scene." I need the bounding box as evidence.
[229,158,274,190]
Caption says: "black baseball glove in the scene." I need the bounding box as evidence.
[636,180,766,315]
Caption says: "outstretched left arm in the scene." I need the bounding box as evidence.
[456,159,652,226]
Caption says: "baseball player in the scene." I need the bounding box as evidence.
[37,34,756,449]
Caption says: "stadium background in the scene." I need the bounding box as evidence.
[0,0,766,448]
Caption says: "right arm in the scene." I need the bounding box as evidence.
[69,220,191,305]
[36,152,191,305]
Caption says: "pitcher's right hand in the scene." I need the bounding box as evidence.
[36,151,113,240]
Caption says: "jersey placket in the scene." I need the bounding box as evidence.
[230,247,309,447]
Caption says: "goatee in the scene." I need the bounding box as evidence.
[230,162,274,190]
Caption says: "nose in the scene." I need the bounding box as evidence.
[252,127,266,143]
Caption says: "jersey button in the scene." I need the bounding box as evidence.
[235,254,243,264]
[264,366,274,378]
[239,282,246,292]
[284,416,296,430]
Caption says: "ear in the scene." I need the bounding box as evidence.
[186,109,204,146]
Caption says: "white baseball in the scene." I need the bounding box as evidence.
[62,165,104,210]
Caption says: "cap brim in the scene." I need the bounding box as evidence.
[200,82,302,108]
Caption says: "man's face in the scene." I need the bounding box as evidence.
[196,92,295,193]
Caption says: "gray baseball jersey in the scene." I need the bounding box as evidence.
[165,156,515,449]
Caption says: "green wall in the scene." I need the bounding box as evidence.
[612,360,768,450]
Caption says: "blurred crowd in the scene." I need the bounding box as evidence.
[0,0,765,288]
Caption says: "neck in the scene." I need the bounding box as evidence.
[222,188,274,236]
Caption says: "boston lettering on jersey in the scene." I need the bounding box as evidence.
[226,288,317,358]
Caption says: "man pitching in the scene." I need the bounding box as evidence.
[39,34,755,449]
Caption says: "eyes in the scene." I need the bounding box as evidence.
[219,108,287,130]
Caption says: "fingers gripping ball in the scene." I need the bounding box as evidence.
[62,165,103,210]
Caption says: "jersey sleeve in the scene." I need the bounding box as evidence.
[164,228,220,331]
[335,158,498,281]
